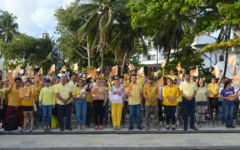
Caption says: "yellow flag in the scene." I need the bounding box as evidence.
[72,63,78,71]
[25,64,29,72]
[211,65,220,77]
[176,62,182,71]
[49,64,55,73]
[161,61,165,68]
[154,70,161,77]
[38,67,43,75]
[87,69,97,78]
[137,67,144,77]
[233,72,240,84]
[13,65,21,76]
[61,66,66,72]
[190,68,198,77]
[110,65,118,77]
[157,78,164,86]
[128,64,136,71]
[229,65,237,74]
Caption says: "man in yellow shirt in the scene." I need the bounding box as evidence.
[126,75,143,130]
[180,73,198,131]
[1,78,23,131]
[143,76,160,131]
[54,76,73,131]
[0,80,8,123]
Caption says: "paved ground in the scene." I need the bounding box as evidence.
[1,133,240,149]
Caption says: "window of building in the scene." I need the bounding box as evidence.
[219,55,224,61]
[132,56,139,61]
[147,55,156,60]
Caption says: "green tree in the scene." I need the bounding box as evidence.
[72,0,128,72]
[0,10,19,42]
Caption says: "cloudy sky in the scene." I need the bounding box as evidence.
[0,0,75,38]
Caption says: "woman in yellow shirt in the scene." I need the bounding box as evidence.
[20,80,38,132]
[207,77,219,113]
[162,68,177,80]
[162,78,179,130]
[39,79,56,131]
[72,79,89,131]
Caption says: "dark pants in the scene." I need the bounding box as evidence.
[1,105,23,128]
[223,101,234,125]
[164,105,176,125]
[209,97,218,111]
[183,98,195,127]
[0,100,6,123]
[104,99,109,124]
[233,98,239,119]
[86,102,92,126]
[93,100,104,126]
[58,103,72,128]
[158,101,163,120]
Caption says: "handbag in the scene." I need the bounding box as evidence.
[31,88,37,112]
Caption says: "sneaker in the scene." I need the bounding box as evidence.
[18,127,22,131]
[65,127,72,131]
[145,126,149,131]
[190,126,198,131]
[0,128,4,131]
[229,125,235,128]
[60,127,64,131]
[129,126,134,130]
[137,126,142,130]
[226,125,230,128]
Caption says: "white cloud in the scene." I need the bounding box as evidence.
[0,0,75,37]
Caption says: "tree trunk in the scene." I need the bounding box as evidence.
[121,51,128,74]
[101,44,105,74]
[166,49,171,64]
[87,45,91,67]
[223,48,228,78]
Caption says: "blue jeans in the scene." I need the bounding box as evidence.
[222,101,234,125]
[129,104,141,127]
[42,105,53,126]
[34,99,41,124]
[75,99,87,125]
[164,106,176,125]
[183,98,195,127]
[105,99,109,124]
[218,98,224,122]
[58,103,72,128]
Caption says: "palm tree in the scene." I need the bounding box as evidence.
[72,0,128,72]
[29,36,59,73]
[0,10,19,42]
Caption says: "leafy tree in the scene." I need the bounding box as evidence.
[72,0,128,73]
[0,10,19,42]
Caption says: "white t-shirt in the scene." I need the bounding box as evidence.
[58,73,66,78]
[219,83,224,97]
[158,85,164,99]
[108,86,125,104]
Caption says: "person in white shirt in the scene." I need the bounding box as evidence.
[109,77,125,130]
[57,70,66,79]
[158,85,164,121]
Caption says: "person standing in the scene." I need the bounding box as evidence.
[163,68,177,81]
[143,76,160,131]
[72,79,89,131]
[109,78,125,130]
[126,75,143,130]
[162,78,179,130]
[39,79,56,131]
[0,78,23,131]
[68,74,78,125]
[32,80,42,126]
[102,79,110,125]
[196,80,209,123]
[218,73,226,123]
[92,78,107,130]
[54,76,73,131]
[220,81,235,128]
[180,73,198,131]
[207,77,219,115]
[0,81,8,124]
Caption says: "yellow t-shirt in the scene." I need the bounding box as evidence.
[127,83,143,105]
[21,88,38,106]
[0,88,8,99]
[179,81,197,97]
[8,85,22,106]
[72,87,86,96]
[167,75,177,80]
[32,85,41,94]
[179,74,185,81]
[174,84,182,103]
[196,87,208,101]
[207,83,219,98]
[162,85,179,106]
[143,84,159,106]
[54,83,73,105]
[39,87,56,105]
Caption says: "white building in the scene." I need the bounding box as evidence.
[134,34,239,74]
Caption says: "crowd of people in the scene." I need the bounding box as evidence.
[0,67,239,132]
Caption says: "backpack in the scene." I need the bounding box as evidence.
[51,115,59,129]
[5,116,17,131]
